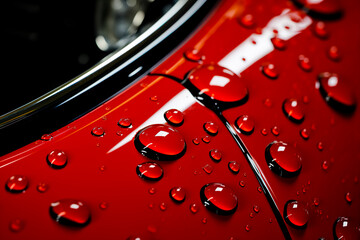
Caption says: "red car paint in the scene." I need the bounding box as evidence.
[1,0,359,239]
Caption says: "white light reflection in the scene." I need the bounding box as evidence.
[209,76,230,87]
[219,9,312,75]
[107,89,196,153]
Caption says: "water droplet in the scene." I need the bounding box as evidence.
[245,224,251,232]
[118,118,132,128]
[186,64,248,108]
[204,121,219,136]
[239,180,246,187]
[202,136,211,144]
[271,126,280,136]
[298,55,312,72]
[203,164,213,174]
[47,150,68,169]
[314,21,329,38]
[313,197,320,206]
[37,183,48,193]
[293,0,342,17]
[159,202,167,211]
[300,128,310,140]
[148,187,156,195]
[261,63,278,79]
[136,162,163,181]
[202,217,207,224]
[264,98,273,107]
[99,201,108,210]
[334,217,360,239]
[190,203,199,214]
[200,183,238,215]
[317,141,324,151]
[184,48,203,62]
[318,72,356,112]
[253,205,260,213]
[271,37,286,50]
[235,115,255,135]
[265,141,302,177]
[164,109,184,126]
[328,45,340,61]
[192,138,200,145]
[134,124,186,160]
[261,128,268,136]
[228,161,240,174]
[284,200,309,229]
[147,225,157,233]
[150,96,158,102]
[238,14,255,28]
[322,160,329,170]
[209,149,222,162]
[91,126,105,137]
[41,134,53,141]
[345,192,352,204]
[282,98,305,123]
[170,187,186,203]
[50,199,91,227]
[5,175,29,193]
[257,186,263,193]
[9,219,25,232]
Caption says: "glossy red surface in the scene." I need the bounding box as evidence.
[1,0,360,239]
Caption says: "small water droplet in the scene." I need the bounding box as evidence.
[147,225,157,233]
[314,21,328,39]
[134,124,186,160]
[235,115,255,135]
[192,138,200,145]
[118,118,132,128]
[202,136,211,144]
[228,161,240,174]
[245,224,251,232]
[148,187,156,195]
[203,164,213,174]
[50,199,91,227]
[317,141,324,151]
[204,121,219,136]
[164,109,184,126]
[257,186,263,193]
[37,183,48,193]
[200,183,238,215]
[284,200,309,229]
[298,55,312,72]
[170,187,186,203]
[283,98,305,123]
[300,128,310,140]
[318,72,356,112]
[333,217,359,240]
[47,150,68,169]
[91,126,105,137]
[41,134,53,141]
[239,14,255,28]
[253,205,260,213]
[5,175,29,193]
[202,217,207,224]
[313,197,320,207]
[328,45,340,61]
[99,201,108,210]
[261,128,268,136]
[261,63,278,79]
[271,126,280,136]
[150,96,158,102]
[159,202,167,211]
[209,149,222,162]
[9,219,25,232]
[271,37,286,50]
[322,160,329,170]
[184,48,203,62]
[264,98,273,107]
[265,141,302,177]
[136,162,163,181]
[190,203,199,214]
[345,192,352,204]
[239,180,246,188]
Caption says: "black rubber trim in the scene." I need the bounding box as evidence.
[0,0,220,157]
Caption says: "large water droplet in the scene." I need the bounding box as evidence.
[265,141,302,177]
[5,175,29,193]
[136,162,163,181]
[164,109,184,126]
[284,200,309,229]
[47,150,68,169]
[200,183,238,215]
[134,124,186,160]
[49,199,91,227]
[235,115,255,135]
[333,217,359,240]
[282,99,305,123]
[228,161,240,174]
[209,149,222,162]
[91,126,105,137]
[169,187,186,203]
[261,63,278,79]
[186,64,248,109]
[293,0,342,18]
[203,121,219,136]
[318,72,356,112]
